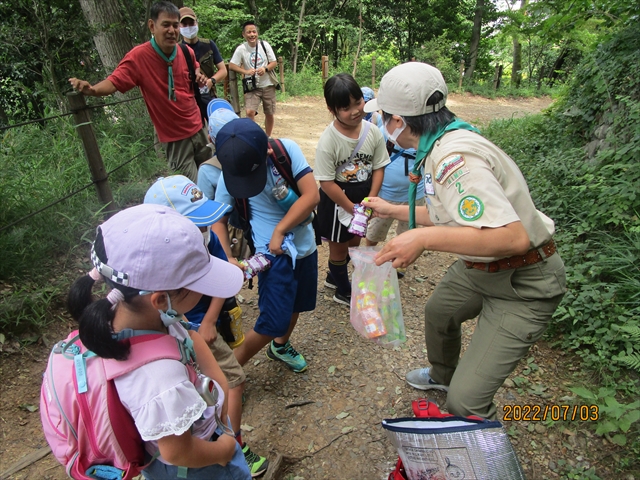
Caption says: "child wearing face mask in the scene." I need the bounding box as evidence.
[314,74,390,306]
[362,88,426,267]
[66,203,251,479]
[144,175,270,477]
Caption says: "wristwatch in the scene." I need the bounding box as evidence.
[210,77,217,85]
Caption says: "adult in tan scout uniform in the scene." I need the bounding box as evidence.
[363,62,566,420]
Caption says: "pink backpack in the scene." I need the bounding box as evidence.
[40,330,196,480]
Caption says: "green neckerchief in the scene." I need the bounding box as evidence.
[150,37,177,101]
[408,118,480,229]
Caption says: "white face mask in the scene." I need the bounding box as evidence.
[181,25,198,39]
[384,116,407,145]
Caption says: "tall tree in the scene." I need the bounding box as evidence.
[508,0,529,88]
[291,0,307,73]
[464,0,484,82]
[77,0,135,73]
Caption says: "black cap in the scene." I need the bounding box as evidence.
[216,118,268,198]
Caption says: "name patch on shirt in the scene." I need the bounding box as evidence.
[424,173,435,195]
[435,154,465,185]
[445,167,470,189]
[458,195,484,221]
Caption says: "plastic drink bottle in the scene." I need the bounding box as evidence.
[354,281,387,338]
[217,297,245,348]
[272,184,315,226]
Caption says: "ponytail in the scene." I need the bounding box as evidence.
[78,298,129,360]
[68,228,140,360]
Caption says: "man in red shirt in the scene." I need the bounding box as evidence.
[69,1,210,182]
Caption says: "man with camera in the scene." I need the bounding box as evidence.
[229,21,278,137]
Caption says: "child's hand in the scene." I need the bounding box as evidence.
[269,230,285,255]
[198,322,218,346]
[229,257,243,270]
[214,434,238,466]
[363,197,393,218]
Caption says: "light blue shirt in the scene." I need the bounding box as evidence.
[215,139,317,259]
[375,116,425,203]
[197,163,222,201]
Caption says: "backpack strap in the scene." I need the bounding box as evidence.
[268,138,300,196]
[268,138,322,246]
[203,155,222,170]
[179,43,207,126]
[103,334,194,381]
[348,121,372,163]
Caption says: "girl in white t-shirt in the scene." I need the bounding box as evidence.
[67,204,251,480]
[314,73,390,305]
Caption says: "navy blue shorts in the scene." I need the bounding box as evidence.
[254,251,318,337]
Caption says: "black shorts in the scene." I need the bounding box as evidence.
[317,180,371,243]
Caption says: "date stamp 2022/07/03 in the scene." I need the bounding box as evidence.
[503,404,600,422]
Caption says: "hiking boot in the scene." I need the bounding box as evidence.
[332,292,351,306]
[266,340,308,372]
[324,272,337,289]
[405,367,449,391]
[242,443,269,477]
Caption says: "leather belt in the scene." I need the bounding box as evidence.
[464,239,556,273]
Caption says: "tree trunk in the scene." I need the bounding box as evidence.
[464,0,484,82]
[511,36,522,87]
[510,0,528,88]
[77,0,134,73]
[247,0,259,25]
[292,0,306,74]
[352,3,363,77]
[548,47,569,86]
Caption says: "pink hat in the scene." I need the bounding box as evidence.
[91,204,243,298]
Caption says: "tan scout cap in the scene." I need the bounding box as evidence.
[364,62,448,116]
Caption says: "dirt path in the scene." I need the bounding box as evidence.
[2,93,617,480]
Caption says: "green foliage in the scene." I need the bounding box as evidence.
[0,101,164,286]
[571,386,640,447]
[0,284,63,335]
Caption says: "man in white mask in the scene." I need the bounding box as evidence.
[179,7,227,108]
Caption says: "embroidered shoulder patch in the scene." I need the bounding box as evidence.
[435,154,465,184]
[458,195,484,221]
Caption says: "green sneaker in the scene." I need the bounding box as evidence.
[242,443,269,477]
[266,340,308,372]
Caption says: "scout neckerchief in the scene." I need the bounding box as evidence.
[150,37,177,101]
[408,118,480,229]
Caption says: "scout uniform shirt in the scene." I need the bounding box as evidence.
[424,129,555,263]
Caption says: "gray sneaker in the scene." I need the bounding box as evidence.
[406,367,449,391]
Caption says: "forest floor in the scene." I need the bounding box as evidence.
[1,93,625,480]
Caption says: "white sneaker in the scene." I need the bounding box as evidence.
[405,367,449,391]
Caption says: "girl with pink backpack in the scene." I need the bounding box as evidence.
[43,203,251,479]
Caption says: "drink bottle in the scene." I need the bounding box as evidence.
[217,297,245,348]
[272,184,314,226]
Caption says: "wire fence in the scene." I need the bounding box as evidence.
[0,94,158,233]
[0,95,143,133]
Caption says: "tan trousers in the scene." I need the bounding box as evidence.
[424,254,566,419]
[163,128,211,182]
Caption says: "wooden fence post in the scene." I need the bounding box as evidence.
[493,64,503,90]
[227,63,241,116]
[67,92,115,216]
[322,56,329,86]
[458,60,465,89]
[278,57,285,94]
[371,56,376,88]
